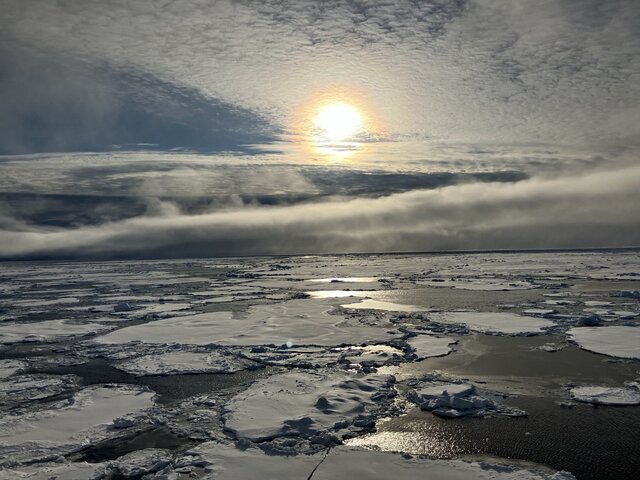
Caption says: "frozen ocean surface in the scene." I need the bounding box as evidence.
[0,250,638,479]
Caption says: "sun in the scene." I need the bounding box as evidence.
[313,103,363,142]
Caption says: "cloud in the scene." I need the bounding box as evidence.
[1,0,638,157]
[1,164,638,260]
[0,45,278,154]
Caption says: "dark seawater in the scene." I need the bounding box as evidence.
[28,358,275,405]
[366,397,640,480]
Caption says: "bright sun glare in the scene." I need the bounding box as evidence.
[313,103,363,142]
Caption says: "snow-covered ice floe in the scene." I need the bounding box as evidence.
[418,277,538,291]
[0,461,106,479]
[0,319,113,344]
[222,370,395,442]
[0,384,155,464]
[407,381,526,418]
[567,326,640,359]
[96,299,399,346]
[114,350,257,376]
[569,383,640,406]
[0,374,77,405]
[0,359,25,379]
[429,311,554,335]
[406,335,457,359]
[165,443,575,479]
[341,299,426,312]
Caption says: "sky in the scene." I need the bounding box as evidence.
[0,0,639,259]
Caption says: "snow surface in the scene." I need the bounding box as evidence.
[115,350,256,376]
[0,461,106,479]
[406,335,457,359]
[567,326,640,359]
[341,299,426,312]
[0,319,112,344]
[0,375,77,404]
[418,278,537,290]
[430,311,554,335]
[570,384,640,406]
[407,381,525,418]
[0,359,24,379]
[96,299,399,346]
[0,385,154,462]
[222,371,394,441]
[174,443,575,479]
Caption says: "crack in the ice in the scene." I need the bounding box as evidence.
[306,446,331,480]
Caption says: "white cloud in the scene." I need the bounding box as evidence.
[1,164,638,259]
[1,0,638,154]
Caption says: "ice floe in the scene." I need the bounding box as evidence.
[407,381,526,418]
[222,370,395,442]
[0,320,113,344]
[341,299,426,312]
[569,383,640,406]
[0,374,77,406]
[429,311,554,335]
[114,350,258,376]
[406,335,457,360]
[418,277,537,291]
[0,461,107,479]
[0,359,25,379]
[567,326,640,359]
[166,443,575,479]
[96,299,399,347]
[0,384,155,464]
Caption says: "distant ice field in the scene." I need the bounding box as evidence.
[0,250,638,479]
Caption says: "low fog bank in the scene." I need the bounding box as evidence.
[1,165,639,260]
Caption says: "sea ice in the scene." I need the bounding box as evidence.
[418,278,537,291]
[0,374,77,405]
[0,359,24,379]
[169,443,575,479]
[0,461,107,479]
[406,335,457,359]
[567,326,640,359]
[96,299,399,346]
[115,350,257,376]
[570,384,640,405]
[0,384,155,464]
[341,299,426,312]
[429,311,554,335]
[0,319,113,344]
[406,381,525,418]
[222,370,395,441]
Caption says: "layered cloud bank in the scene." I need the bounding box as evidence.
[1,164,638,260]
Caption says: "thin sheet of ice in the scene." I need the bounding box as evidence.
[407,335,457,359]
[96,299,398,346]
[9,297,81,307]
[418,278,537,291]
[0,461,106,480]
[0,320,113,344]
[179,443,575,480]
[0,375,77,404]
[567,326,640,359]
[309,277,380,283]
[222,371,393,441]
[0,360,24,379]
[115,351,255,376]
[570,384,640,406]
[0,385,154,455]
[430,312,554,335]
[308,290,377,299]
[341,299,426,313]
